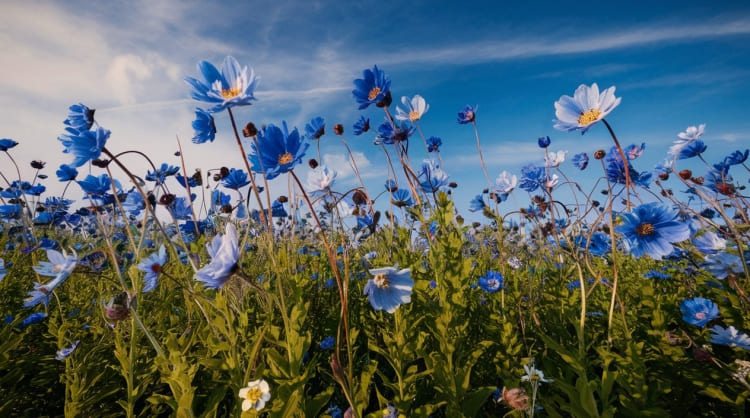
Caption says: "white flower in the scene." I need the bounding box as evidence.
[238,379,271,412]
[545,173,559,190]
[307,165,337,195]
[553,83,621,133]
[395,94,429,122]
[521,364,552,384]
[669,124,705,157]
[495,171,518,194]
[544,150,567,168]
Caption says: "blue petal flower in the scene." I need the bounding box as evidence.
[616,202,690,260]
[352,65,391,110]
[680,297,719,327]
[363,267,413,313]
[248,122,309,180]
[191,108,217,143]
[184,56,259,113]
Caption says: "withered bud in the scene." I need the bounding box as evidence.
[221,204,233,214]
[309,159,319,169]
[158,194,176,206]
[501,387,530,411]
[242,122,258,138]
[693,346,713,362]
[30,160,46,169]
[376,91,392,108]
[219,167,229,178]
[678,169,692,180]
[692,176,705,185]
[191,169,203,186]
[277,195,288,203]
[352,190,368,205]
[333,123,344,135]
[104,292,131,322]
[594,149,606,160]
[212,174,222,182]
[448,182,458,188]
[92,159,110,168]
[658,172,669,181]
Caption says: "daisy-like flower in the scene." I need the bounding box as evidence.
[60,126,110,167]
[364,267,413,313]
[137,245,167,293]
[680,297,719,328]
[352,116,370,136]
[352,65,391,110]
[56,164,78,182]
[668,124,705,157]
[391,189,414,208]
[692,231,726,255]
[146,163,180,185]
[305,116,326,140]
[544,150,567,168]
[521,364,553,384]
[0,138,19,151]
[395,94,429,122]
[195,223,239,289]
[703,252,745,280]
[572,152,589,170]
[184,56,259,113]
[478,271,504,293]
[307,165,337,196]
[238,379,271,412]
[553,83,621,134]
[495,171,518,194]
[457,105,477,124]
[468,195,486,213]
[248,122,309,180]
[56,340,80,361]
[221,168,250,190]
[25,249,78,308]
[191,108,217,144]
[426,136,442,153]
[710,325,750,350]
[616,202,690,260]
[64,103,95,131]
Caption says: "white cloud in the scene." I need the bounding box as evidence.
[323,151,382,182]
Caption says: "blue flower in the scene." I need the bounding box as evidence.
[19,312,47,329]
[680,297,719,327]
[704,169,735,196]
[426,136,442,153]
[170,197,194,220]
[184,56,259,113]
[176,173,200,189]
[248,122,309,180]
[60,126,110,167]
[64,103,95,131]
[271,199,287,218]
[191,108,217,144]
[137,245,167,293]
[644,269,671,280]
[123,190,145,216]
[195,223,239,289]
[553,83,620,133]
[146,163,180,184]
[0,138,18,151]
[319,336,335,350]
[56,340,80,361]
[710,325,750,350]
[616,202,690,260]
[353,116,370,136]
[572,153,589,170]
[352,65,391,110]
[375,120,414,145]
[604,146,651,188]
[26,184,45,196]
[56,164,78,182]
[723,149,748,166]
[391,189,414,207]
[305,116,325,140]
[468,195,486,213]
[221,168,250,190]
[364,267,413,313]
[478,271,504,293]
[0,204,21,219]
[676,140,707,160]
[537,136,551,148]
[519,165,546,192]
[418,160,449,193]
[384,179,398,192]
[457,105,477,124]
[574,232,611,257]
[78,174,120,196]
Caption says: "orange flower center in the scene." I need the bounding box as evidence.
[408,110,421,122]
[635,223,655,236]
[278,152,294,165]
[220,87,242,99]
[368,87,381,101]
[244,387,262,402]
[373,273,390,289]
[578,108,601,126]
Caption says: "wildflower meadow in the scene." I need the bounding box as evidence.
[2,52,750,417]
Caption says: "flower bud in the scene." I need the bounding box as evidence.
[104,292,131,322]
[308,159,319,169]
[333,124,344,135]
[658,172,669,181]
[594,149,606,160]
[158,194,176,206]
[242,122,258,138]
[678,169,692,180]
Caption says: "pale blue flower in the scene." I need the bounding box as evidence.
[364,267,413,313]
[137,245,167,293]
[195,223,239,289]
[553,83,620,133]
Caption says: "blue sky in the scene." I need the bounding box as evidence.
[1,0,749,217]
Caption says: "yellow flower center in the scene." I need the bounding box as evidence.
[577,108,602,126]
[244,387,262,403]
[278,152,294,165]
[635,223,655,236]
[368,87,381,101]
[220,87,242,99]
[408,110,421,122]
[373,273,390,289]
